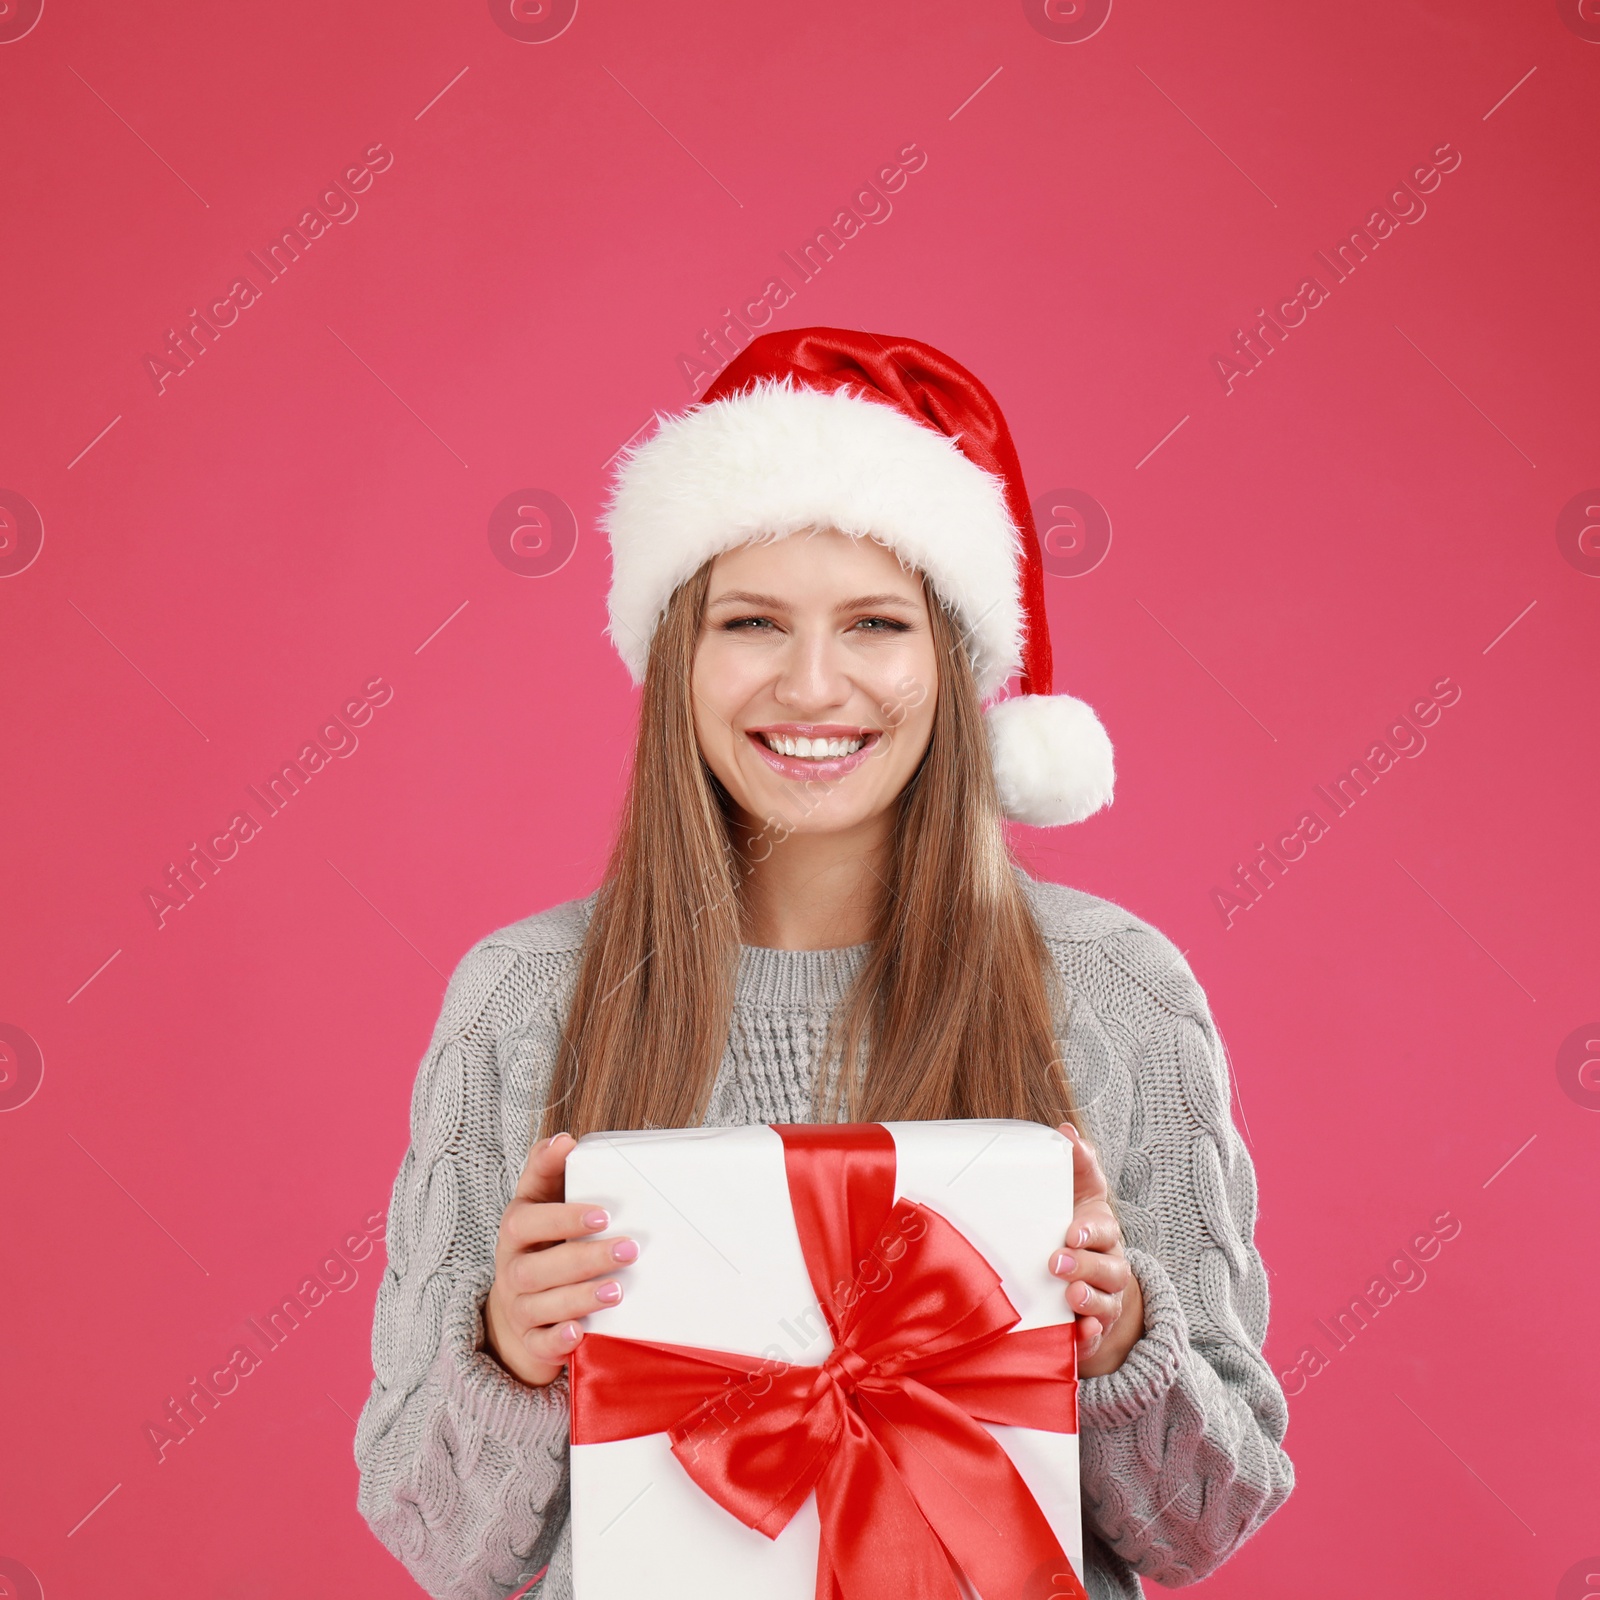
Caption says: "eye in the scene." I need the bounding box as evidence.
[853,616,912,633]
[720,614,776,632]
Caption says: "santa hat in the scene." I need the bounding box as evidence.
[601,326,1115,827]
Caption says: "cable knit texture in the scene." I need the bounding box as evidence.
[354,870,1295,1598]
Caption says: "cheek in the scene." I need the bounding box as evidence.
[894,697,937,777]
[875,636,939,751]
[690,639,730,724]
[691,637,758,755]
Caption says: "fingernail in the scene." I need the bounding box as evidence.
[611,1238,639,1263]
[1051,1250,1076,1275]
[1061,1122,1080,1142]
[561,1322,582,1344]
[582,1208,609,1230]
[595,1281,623,1304]
[549,1132,571,1148]
[1073,1226,1088,1246]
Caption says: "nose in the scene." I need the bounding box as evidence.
[771,623,852,714]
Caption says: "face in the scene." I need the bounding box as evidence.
[690,527,940,844]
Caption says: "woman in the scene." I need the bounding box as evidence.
[354,329,1295,1599]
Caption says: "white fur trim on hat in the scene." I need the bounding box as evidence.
[603,376,1024,696]
[985,693,1116,827]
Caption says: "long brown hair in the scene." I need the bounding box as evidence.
[537,555,1083,1141]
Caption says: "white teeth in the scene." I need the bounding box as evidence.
[762,734,866,760]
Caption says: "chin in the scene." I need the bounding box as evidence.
[742,783,885,836]
[785,807,882,836]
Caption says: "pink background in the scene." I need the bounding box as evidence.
[2,1,1597,1595]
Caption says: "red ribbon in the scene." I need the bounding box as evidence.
[569,1123,1087,1600]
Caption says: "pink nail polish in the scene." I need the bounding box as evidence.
[561,1322,581,1343]
[583,1208,609,1230]
[1051,1251,1075,1275]
[1073,1227,1088,1247]
[611,1238,639,1263]
[596,1281,623,1304]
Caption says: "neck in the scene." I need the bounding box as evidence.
[735,811,894,951]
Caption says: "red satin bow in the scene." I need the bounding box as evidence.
[569,1123,1087,1600]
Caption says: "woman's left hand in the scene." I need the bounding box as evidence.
[1051,1121,1144,1377]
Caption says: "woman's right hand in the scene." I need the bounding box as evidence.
[482,1131,639,1388]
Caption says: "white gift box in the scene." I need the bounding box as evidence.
[564,1118,1083,1600]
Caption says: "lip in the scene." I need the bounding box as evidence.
[745,725,880,782]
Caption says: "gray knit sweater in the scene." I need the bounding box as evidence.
[353,869,1295,1598]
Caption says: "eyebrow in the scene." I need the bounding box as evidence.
[705,590,922,612]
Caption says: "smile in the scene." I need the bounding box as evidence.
[746,727,880,779]
[759,733,865,759]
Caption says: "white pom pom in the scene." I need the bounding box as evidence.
[985,694,1115,827]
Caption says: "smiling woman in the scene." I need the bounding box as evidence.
[354,327,1296,1600]
[690,531,941,940]
[549,495,1093,1146]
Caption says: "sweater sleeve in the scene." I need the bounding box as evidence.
[354,942,572,1599]
[1073,969,1296,1586]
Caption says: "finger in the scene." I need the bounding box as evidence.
[510,1274,628,1332]
[502,1200,614,1252]
[1050,1245,1132,1297]
[1059,1200,1120,1254]
[511,1234,640,1296]
[1049,1234,1128,1323]
[519,1317,589,1369]
[1062,1277,1123,1324]
[1058,1121,1110,1209]
[513,1132,575,1205]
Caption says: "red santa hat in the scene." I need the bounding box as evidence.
[601,326,1115,827]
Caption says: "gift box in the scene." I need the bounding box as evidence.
[565,1119,1086,1600]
